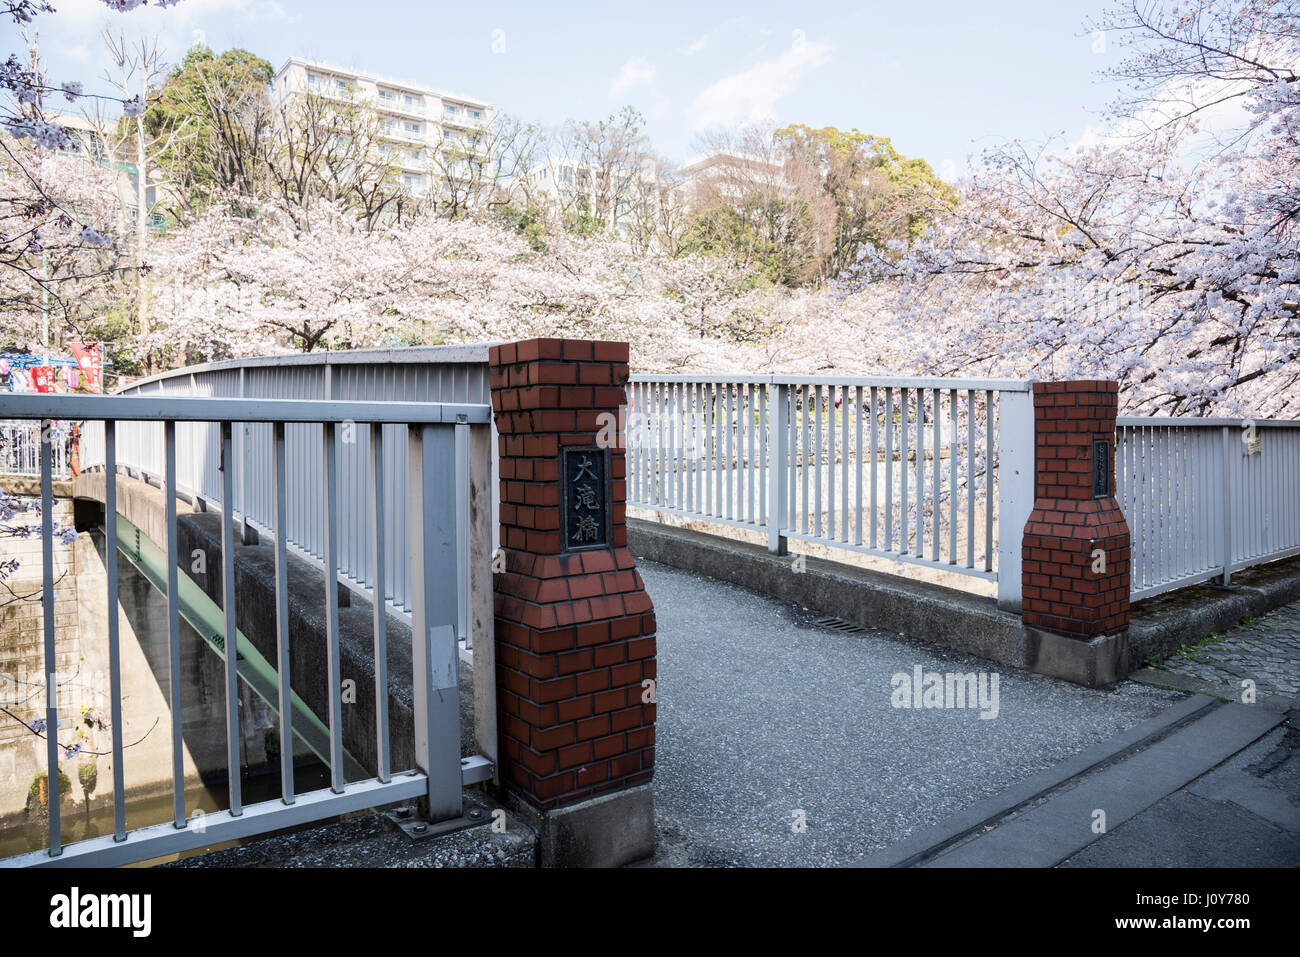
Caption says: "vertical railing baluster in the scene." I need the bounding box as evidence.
[855,386,864,546]
[273,421,294,803]
[749,385,758,525]
[900,389,910,553]
[164,420,185,829]
[369,423,391,783]
[948,388,958,564]
[795,384,806,535]
[813,385,823,538]
[867,387,877,549]
[1221,426,1233,585]
[40,420,60,856]
[827,385,836,539]
[323,421,345,792]
[841,387,850,542]
[915,388,925,557]
[759,386,768,527]
[884,388,893,551]
[715,383,724,518]
[932,389,941,561]
[104,420,126,843]
[456,417,470,645]
[668,382,677,511]
[966,389,976,569]
[724,384,734,521]
[220,421,242,817]
[984,391,995,573]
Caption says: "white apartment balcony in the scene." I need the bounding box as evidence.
[376,96,426,120]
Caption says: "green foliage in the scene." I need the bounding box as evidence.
[144,45,275,210]
[681,195,821,287]
[26,771,72,814]
[497,202,549,251]
[78,761,98,798]
[80,305,146,380]
[775,124,958,275]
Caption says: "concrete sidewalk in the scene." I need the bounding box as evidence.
[635,560,1183,867]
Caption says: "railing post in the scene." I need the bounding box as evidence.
[1020,381,1131,641]
[407,423,462,822]
[1221,425,1233,586]
[238,367,253,544]
[768,381,789,555]
[486,338,656,867]
[996,387,1035,611]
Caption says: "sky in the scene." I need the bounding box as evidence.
[21,0,1130,177]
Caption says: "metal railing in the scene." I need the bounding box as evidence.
[80,346,494,644]
[1117,417,1300,600]
[627,375,1036,610]
[0,419,75,479]
[0,392,491,867]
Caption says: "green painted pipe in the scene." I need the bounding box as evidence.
[109,511,369,783]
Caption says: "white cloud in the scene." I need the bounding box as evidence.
[690,39,830,131]
[677,17,744,58]
[611,56,654,97]
[62,44,90,62]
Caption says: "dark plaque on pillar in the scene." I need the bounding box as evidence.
[561,446,612,551]
[1092,439,1110,498]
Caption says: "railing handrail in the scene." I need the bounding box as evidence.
[1,394,492,424]
[1118,415,1300,428]
[629,373,1034,392]
[116,343,494,391]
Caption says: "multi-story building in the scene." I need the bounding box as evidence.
[271,57,493,199]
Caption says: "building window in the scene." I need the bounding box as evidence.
[560,166,573,183]
[468,109,482,121]
[444,104,459,118]
[404,121,421,135]
[404,94,419,108]
[378,89,396,103]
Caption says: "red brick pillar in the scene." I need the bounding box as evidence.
[487,338,656,818]
[1021,381,1130,639]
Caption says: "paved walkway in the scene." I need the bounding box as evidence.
[1154,602,1300,700]
[637,560,1182,867]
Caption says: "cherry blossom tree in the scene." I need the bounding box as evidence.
[845,0,1299,417]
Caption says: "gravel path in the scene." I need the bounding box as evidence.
[637,559,1182,867]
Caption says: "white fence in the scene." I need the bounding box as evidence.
[0,419,75,479]
[626,375,1036,610]
[1117,417,1300,600]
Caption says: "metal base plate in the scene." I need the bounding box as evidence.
[382,798,491,841]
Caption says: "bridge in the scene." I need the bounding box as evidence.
[1,339,1297,867]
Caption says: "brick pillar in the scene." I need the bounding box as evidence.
[487,338,656,824]
[1020,381,1130,639]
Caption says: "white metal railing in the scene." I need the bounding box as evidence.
[80,346,493,644]
[627,375,1036,610]
[1117,417,1300,600]
[0,391,490,867]
[0,419,75,479]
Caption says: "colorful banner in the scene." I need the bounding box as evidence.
[30,366,57,393]
[68,342,103,393]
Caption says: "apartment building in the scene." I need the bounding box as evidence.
[271,57,493,198]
